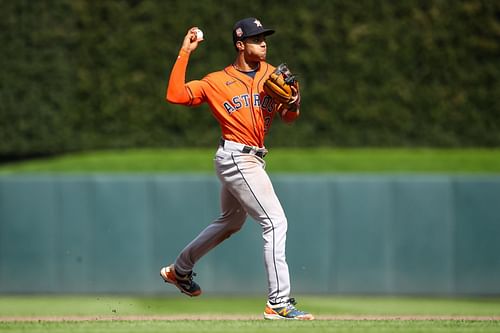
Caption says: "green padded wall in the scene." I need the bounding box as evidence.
[1,175,499,295]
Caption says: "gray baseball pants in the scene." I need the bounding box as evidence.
[174,140,291,304]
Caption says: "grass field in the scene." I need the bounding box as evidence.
[1,296,499,332]
[1,148,500,173]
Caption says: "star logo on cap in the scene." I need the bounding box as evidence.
[254,19,262,27]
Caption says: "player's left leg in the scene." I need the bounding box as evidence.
[218,152,314,319]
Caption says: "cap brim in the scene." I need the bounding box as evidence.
[245,28,275,39]
[262,29,275,36]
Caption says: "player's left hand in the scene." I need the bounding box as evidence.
[289,85,300,105]
[282,84,300,113]
[263,63,299,106]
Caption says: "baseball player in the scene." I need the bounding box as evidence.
[161,17,313,320]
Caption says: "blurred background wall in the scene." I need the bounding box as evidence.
[1,175,499,295]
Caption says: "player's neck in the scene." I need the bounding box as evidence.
[233,59,260,72]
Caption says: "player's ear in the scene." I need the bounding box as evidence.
[235,40,245,51]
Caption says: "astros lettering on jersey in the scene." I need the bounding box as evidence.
[166,49,299,148]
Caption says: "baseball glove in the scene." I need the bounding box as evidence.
[263,63,299,105]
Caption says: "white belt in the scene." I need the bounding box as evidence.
[219,138,268,158]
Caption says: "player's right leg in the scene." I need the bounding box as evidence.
[174,186,247,272]
[161,185,247,296]
[160,264,202,297]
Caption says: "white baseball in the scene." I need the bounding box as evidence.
[195,28,204,41]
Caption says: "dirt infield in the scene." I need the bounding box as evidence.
[2,315,500,322]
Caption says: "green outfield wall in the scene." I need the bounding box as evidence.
[1,175,499,295]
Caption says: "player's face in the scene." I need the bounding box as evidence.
[243,34,267,61]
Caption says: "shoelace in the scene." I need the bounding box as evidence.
[178,272,197,284]
[285,298,300,311]
[271,297,298,308]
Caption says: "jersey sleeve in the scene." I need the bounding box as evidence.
[165,49,207,106]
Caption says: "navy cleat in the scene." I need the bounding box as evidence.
[160,264,202,297]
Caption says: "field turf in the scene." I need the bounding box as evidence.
[1,148,500,173]
[0,296,499,332]
[2,320,499,333]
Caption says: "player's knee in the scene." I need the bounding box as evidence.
[227,223,244,234]
[261,216,287,234]
[216,211,246,235]
[220,222,244,241]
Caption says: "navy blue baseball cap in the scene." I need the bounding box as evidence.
[232,17,275,45]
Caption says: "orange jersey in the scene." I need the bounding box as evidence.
[166,49,299,147]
